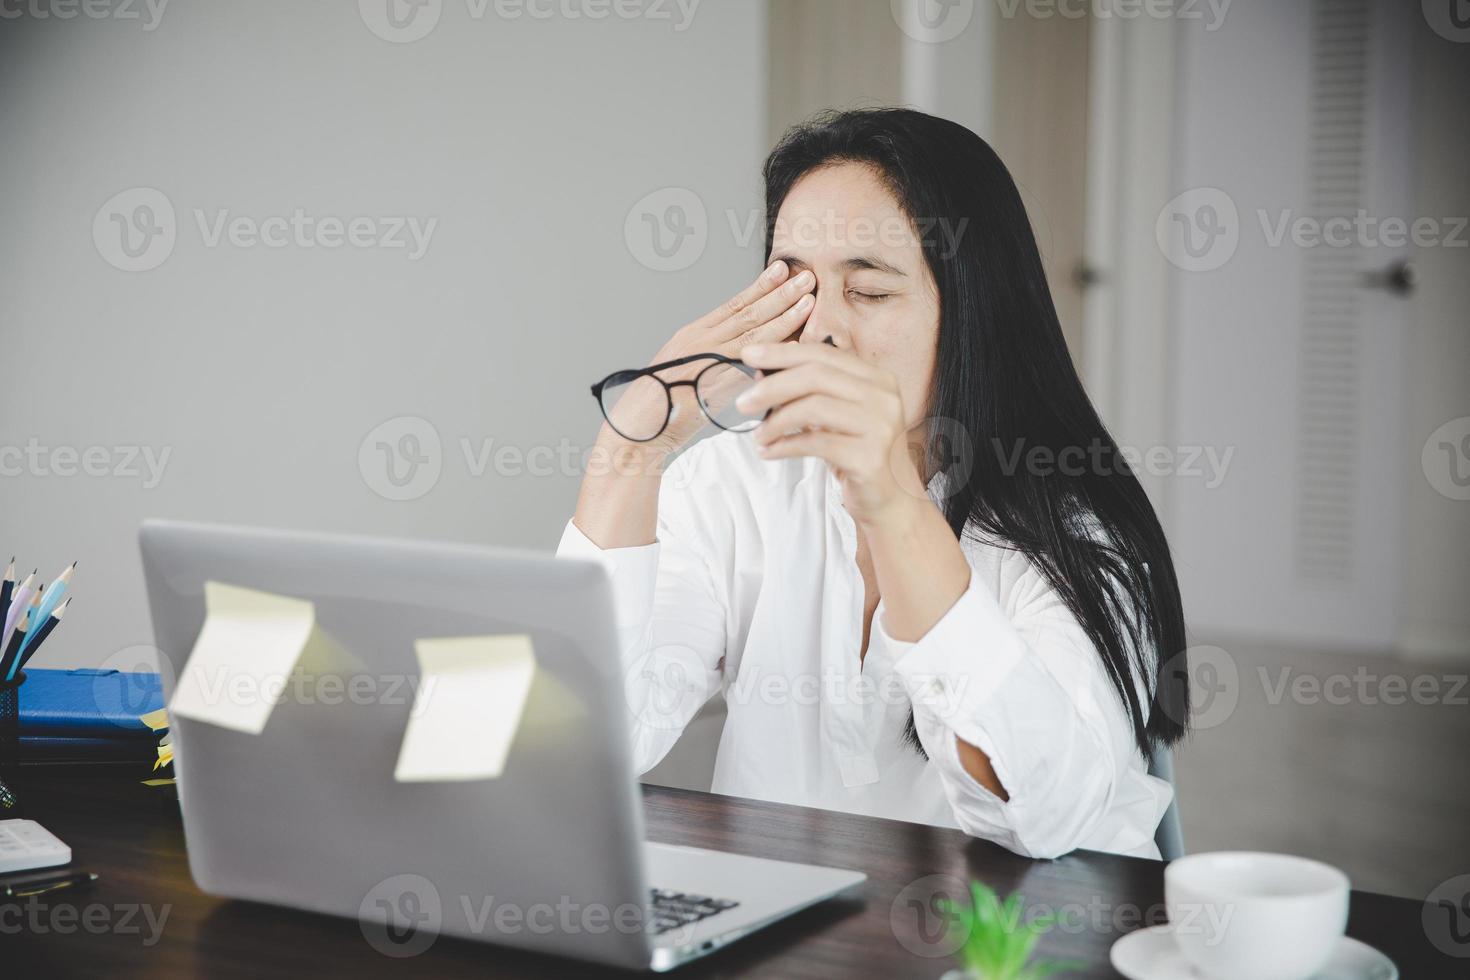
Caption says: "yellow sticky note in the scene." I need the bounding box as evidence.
[393,634,536,783]
[140,708,169,731]
[168,581,316,734]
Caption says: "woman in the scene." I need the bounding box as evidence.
[560,108,1189,859]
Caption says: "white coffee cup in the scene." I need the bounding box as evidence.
[1164,851,1349,980]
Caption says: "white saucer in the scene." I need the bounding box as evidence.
[1110,924,1398,980]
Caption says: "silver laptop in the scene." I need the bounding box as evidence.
[139,519,863,971]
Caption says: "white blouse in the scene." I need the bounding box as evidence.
[556,432,1172,859]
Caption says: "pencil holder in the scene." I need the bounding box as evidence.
[0,671,24,768]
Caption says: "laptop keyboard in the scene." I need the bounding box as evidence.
[648,888,739,935]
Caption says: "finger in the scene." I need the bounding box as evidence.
[733,291,814,349]
[754,393,873,445]
[755,429,865,470]
[689,260,790,332]
[735,361,880,416]
[709,268,816,343]
[740,340,890,388]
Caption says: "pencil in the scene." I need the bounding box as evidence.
[1,605,30,677]
[17,597,69,672]
[0,559,14,629]
[19,562,74,661]
[0,571,36,657]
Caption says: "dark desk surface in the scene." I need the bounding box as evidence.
[3,767,1454,977]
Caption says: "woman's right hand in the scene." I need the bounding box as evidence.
[603,260,817,456]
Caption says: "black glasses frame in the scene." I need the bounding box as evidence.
[590,353,763,443]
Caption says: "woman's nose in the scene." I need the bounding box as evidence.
[798,289,850,348]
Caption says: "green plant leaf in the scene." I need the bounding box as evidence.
[941,880,1081,980]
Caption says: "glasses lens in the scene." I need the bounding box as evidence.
[696,361,762,432]
[600,374,670,442]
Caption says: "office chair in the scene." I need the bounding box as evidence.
[1149,743,1185,861]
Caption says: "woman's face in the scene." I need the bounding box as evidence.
[768,161,941,430]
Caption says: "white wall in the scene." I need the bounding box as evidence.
[0,0,767,671]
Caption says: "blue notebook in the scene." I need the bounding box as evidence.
[13,736,157,763]
[14,668,165,740]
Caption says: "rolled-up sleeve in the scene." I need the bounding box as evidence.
[555,505,729,775]
[879,567,1168,859]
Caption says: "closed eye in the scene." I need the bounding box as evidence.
[848,290,893,303]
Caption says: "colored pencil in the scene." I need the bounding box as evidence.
[18,561,74,660]
[0,559,14,629]
[0,571,36,657]
[17,597,69,673]
[1,604,30,676]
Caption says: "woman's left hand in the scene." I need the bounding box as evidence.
[737,342,927,527]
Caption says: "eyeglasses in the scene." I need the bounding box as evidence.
[590,353,764,443]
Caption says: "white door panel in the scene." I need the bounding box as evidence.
[1169,0,1415,647]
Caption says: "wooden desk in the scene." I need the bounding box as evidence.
[4,767,1453,977]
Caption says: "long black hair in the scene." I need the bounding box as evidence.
[762,108,1189,759]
